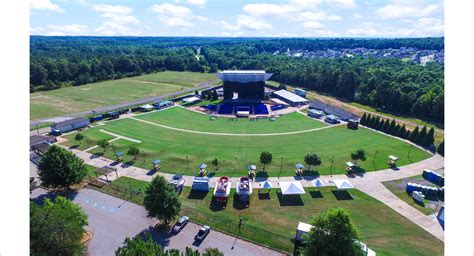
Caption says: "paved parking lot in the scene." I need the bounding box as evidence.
[30,188,285,256]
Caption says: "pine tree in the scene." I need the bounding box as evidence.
[360,113,367,125]
[375,116,382,130]
[417,126,427,145]
[388,119,397,135]
[397,124,407,138]
[403,129,411,140]
[422,127,435,147]
[380,119,389,133]
[437,140,444,156]
[393,124,401,137]
[409,127,419,142]
[367,115,374,128]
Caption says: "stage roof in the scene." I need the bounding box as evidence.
[217,70,273,83]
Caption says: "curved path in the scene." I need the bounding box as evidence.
[129,116,342,136]
[68,144,444,242]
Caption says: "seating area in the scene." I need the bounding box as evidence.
[217,103,234,115]
[270,104,287,111]
[216,102,270,116]
[254,103,269,115]
[202,104,218,112]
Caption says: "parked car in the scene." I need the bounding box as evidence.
[172,216,189,233]
[194,225,210,241]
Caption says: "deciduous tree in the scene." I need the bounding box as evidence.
[259,151,273,171]
[38,145,87,189]
[31,197,88,256]
[301,208,363,256]
[143,176,181,225]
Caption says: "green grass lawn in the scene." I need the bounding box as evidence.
[61,108,431,177]
[97,177,443,255]
[135,107,327,134]
[383,175,442,215]
[30,71,218,120]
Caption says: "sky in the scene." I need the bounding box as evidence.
[30,0,444,37]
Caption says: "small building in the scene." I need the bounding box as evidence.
[272,90,309,107]
[153,100,173,110]
[325,114,340,124]
[50,117,90,134]
[294,88,307,98]
[140,104,154,112]
[30,135,55,148]
[307,109,324,118]
[183,96,201,104]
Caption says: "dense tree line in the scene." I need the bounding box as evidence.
[30,36,444,123]
[360,113,436,149]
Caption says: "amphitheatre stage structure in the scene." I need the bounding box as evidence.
[215,70,273,116]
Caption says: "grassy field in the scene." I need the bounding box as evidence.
[135,107,327,134]
[61,107,431,177]
[30,71,218,120]
[97,177,443,255]
[383,175,443,215]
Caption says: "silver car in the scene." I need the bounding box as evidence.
[172,216,189,233]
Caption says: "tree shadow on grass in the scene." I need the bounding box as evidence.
[90,152,103,159]
[277,193,304,206]
[209,196,227,211]
[353,166,366,177]
[301,170,320,180]
[331,190,354,200]
[146,169,157,176]
[187,190,209,200]
[68,145,79,150]
[122,161,134,168]
[309,190,323,199]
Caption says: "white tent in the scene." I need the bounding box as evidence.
[280,181,306,195]
[333,179,354,190]
[311,179,325,188]
[183,96,200,103]
[346,162,355,167]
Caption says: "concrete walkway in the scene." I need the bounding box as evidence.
[70,145,444,242]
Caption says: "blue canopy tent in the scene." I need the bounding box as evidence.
[152,159,161,171]
[197,163,207,176]
[295,163,305,175]
[115,152,124,162]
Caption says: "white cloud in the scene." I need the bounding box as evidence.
[311,29,339,37]
[150,3,192,16]
[93,3,140,35]
[303,21,324,29]
[30,0,64,13]
[187,0,206,6]
[352,13,363,19]
[299,11,341,21]
[243,3,297,17]
[30,24,88,35]
[220,15,273,31]
[48,24,88,35]
[376,1,442,19]
[346,17,444,37]
[93,3,132,15]
[329,0,356,9]
[150,3,206,28]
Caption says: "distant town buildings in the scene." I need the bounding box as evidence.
[273,47,444,64]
